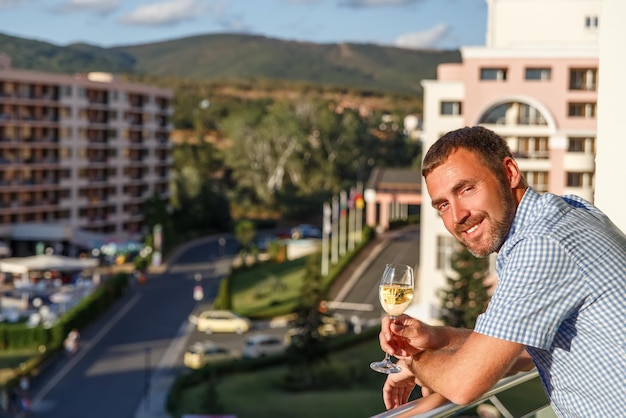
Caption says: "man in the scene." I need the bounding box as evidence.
[379,126,626,417]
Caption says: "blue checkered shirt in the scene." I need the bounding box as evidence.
[475,188,626,417]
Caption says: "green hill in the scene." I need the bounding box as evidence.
[0,32,460,95]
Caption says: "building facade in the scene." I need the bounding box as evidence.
[413,0,603,322]
[0,56,173,256]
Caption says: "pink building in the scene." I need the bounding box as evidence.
[414,0,602,322]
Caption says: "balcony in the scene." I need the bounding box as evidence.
[372,370,555,418]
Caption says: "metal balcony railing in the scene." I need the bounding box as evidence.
[371,369,555,418]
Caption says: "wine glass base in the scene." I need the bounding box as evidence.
[370,360,402,374]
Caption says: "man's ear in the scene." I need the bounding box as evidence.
[503,157,523,188]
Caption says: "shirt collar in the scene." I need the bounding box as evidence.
[505,187,539,242]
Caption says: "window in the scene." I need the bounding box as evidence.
[568,102,596,118]
[518,103,547,125]
[585,16,599,29]
[517,137,549,159]
[568,137,595,154]
[525,68,551,81]
[567,172,584,187]
[569,68,597,90]
[567,137,596,155]
[568,137,584,152]
[440,101,462,116]
[480,68,507,81]
[478,102,547,126]
[436,235,455,270]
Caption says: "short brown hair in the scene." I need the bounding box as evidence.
[422,126,514,181]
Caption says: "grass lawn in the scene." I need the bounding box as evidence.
[231,258,308,318]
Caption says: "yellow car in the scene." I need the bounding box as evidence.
[196,310,251,334]
[183,341,237,369]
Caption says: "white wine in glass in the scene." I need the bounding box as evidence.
[370,263,414,374]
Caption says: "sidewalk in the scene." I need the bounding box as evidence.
[134,373,175,418]
[134,316,194,418]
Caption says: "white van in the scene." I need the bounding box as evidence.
[242,334,285,358]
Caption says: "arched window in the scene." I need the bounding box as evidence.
[478,102,547,126]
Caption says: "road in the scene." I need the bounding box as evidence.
[26,227,419,418]
[27,236,234,418]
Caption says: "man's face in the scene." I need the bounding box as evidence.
[425,148,516,257]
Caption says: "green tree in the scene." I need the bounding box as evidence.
[222,101,306,212]
[438,246,491,329]
[212,276,232,310]
[141,192,175,254]
[234,220,257,263]
[169,141,231,238]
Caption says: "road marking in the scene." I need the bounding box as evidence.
[31,292,142,406]
[334,238,387,302]
[325,301,374,311]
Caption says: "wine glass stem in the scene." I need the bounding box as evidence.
[384,315,397,362]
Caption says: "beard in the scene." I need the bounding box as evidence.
[454,188,517,258]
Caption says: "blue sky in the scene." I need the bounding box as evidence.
[0,0,487,49]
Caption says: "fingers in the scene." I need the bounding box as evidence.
[384,385,413,409]
[383,380,414,409]
[383,314,431,358]
[382,359,417,409]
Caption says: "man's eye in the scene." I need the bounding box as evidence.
[437,202,448,212]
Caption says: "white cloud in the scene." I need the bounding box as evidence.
[52,0,120,15]
[119,0,205,26]
[208,2,253,33]
[215,14,252,33]
[394,23,450,49]
[339,0,422,9]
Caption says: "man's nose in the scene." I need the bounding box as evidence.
[451,203,470,224]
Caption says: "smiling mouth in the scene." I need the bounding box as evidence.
[465,224,478,235]
[461,218,485,237]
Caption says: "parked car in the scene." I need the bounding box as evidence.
[183,341,237,369]
[318,313,349,337]
[196,310,251,334]
[290,224,322,239]
[242,334,286,358]
[284,313,349,344]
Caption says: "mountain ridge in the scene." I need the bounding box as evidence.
[0,32,460,94]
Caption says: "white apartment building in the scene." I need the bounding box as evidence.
[0,55,173,256]
[413,0,605,322]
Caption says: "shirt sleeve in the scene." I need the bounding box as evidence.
[475,234,585,350]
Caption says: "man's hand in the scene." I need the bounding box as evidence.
[382,359,418,409]
[379,314,432,358]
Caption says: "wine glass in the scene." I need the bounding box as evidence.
[370,263,415,374]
